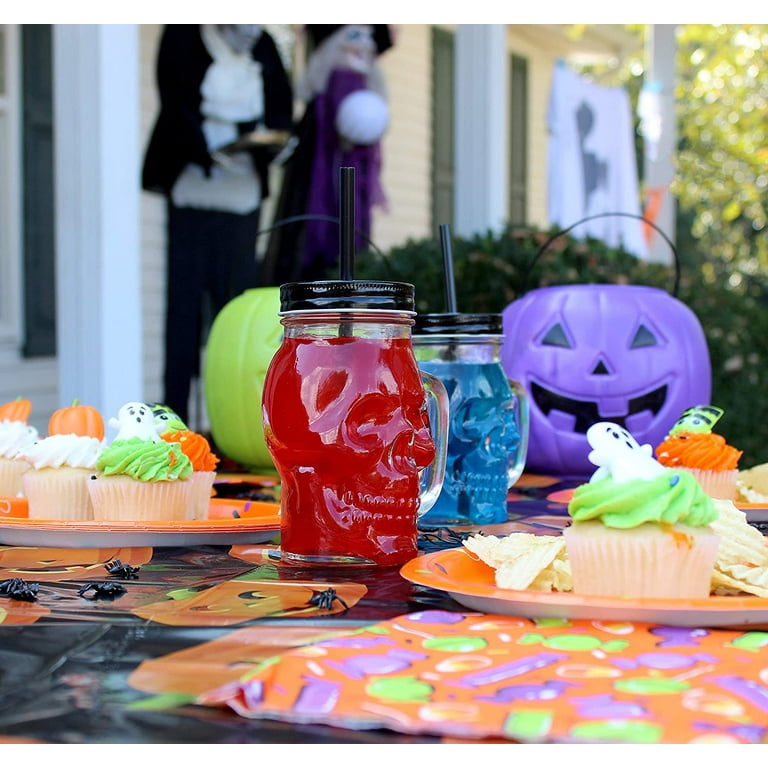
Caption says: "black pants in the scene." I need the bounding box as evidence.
[163,204,260,423]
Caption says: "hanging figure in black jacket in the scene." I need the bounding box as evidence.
[142,24,293,424]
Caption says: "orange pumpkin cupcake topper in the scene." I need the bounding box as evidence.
[0,397,32,423]
[48,399,105,440]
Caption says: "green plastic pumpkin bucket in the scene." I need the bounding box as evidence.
[203,286,283,470]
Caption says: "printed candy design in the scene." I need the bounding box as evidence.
[198,610,768,744]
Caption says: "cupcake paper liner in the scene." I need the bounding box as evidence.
[685,468,738,501]
[87,475,193,522]
[22,467,95,521]
[563,521,720,599]
[0,457,32,498]
[188,471,216,520]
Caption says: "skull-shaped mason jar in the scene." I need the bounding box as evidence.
[262,280,449,567]
[413,313,529,526]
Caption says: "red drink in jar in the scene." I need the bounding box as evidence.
[262,281,448,567]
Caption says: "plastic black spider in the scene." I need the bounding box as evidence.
[307,587,349,611]
[104,559,140,579]
[0,577,39,602]
[78,581,127,600]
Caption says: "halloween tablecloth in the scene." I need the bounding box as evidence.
[0,473,766,744]
[195,610,768,744]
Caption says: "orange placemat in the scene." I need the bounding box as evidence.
[197,610,768,744]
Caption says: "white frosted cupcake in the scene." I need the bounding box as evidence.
[20,433,105,520]
[0,419,37,497]
[87,402,193,522]
[564,422,720,600]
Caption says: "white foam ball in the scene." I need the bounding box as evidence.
[335,89,390,146]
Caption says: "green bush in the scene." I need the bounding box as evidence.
[354,220,768,468]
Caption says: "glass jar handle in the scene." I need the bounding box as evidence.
[417,371,449,517]
[507,377,530,488]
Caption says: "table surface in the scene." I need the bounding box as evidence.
[0,473,765,746]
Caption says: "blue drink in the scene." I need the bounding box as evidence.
[413,314,529,526]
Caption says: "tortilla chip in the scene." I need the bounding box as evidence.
[709,499,768,597]
[736,462,768,503]
[464,532,571,591]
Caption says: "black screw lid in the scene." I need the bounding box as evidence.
[280,280,416,312]
[413,312,503,335]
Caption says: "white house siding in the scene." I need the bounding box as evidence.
[373,24,433,253]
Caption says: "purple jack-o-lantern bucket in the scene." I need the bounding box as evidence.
[500,215,711,477]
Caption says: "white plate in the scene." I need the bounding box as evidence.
[401,548,768,628]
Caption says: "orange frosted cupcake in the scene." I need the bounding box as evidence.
[149,403,220,521]
[160,429,219,520]
[655,406,741,500]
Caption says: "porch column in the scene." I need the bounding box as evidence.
[454,24,508,239]
[53,24,143,422]
[643,24,677,265]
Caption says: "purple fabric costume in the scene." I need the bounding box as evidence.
[304,69,387,273]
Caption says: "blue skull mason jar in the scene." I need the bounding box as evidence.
[412,313,529,526]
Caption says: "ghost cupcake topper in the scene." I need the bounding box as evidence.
[586,421,665,484]
[108,402,162,443]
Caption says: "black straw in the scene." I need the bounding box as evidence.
[339,167,355,280]
[439,224,458,313]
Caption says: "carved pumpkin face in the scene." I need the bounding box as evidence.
[500,285,711,476]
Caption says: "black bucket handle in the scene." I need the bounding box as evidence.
[522,212,680,297]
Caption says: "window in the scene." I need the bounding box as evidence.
[432,29,529,233]
[0,24,55,362]
[431,27,454,233]
[22,24,55,357]
[508,53,528,224]
[0,24,22,362]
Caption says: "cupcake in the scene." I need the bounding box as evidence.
[655,405,742,500]
[149,403,219,520]
[563,421,720,600]
[87,401,193,521]
[19,400,106,520]
[0,398,37,497]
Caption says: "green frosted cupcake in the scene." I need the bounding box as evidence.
[563,422,720,600]
[87,402,193,521]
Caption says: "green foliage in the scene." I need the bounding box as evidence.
[355,219,768,467]
[674,25,768,269]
